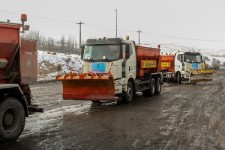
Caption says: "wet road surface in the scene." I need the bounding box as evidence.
[1,70,225,150]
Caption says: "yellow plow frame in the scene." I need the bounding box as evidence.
[189,69,215,83]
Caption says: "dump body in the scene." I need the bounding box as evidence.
[0,23,37,84]
[0,23,21,83]
[158,55,175,72]
[0,17,41,142]
[136,46,160,78]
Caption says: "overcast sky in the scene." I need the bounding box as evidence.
[1,0,225,50]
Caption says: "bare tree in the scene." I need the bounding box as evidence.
[22,30,79,54]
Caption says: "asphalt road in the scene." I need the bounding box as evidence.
[1,70,225,150]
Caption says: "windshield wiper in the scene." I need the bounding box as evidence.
[83,57,94,62]
[83,58,113,62]
[104,58,111,62]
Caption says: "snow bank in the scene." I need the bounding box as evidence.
[38,51,82,81]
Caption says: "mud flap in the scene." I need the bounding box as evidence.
[56,73,115,101]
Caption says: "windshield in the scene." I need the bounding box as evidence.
[184,54,202,63]
[82,45,121,61]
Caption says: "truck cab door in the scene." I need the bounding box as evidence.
[175,53,183,72]
[122,43,136,79]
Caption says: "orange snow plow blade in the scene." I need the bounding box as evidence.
[56,73,115,101]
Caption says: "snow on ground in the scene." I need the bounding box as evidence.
[38,51,82,81]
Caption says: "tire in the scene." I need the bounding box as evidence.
[122,82,134,103]
[91,101,101,103]
[0,97,25,142]
[143,78,156,97]
[155,77,161,95]
[176,72,182,84]
[91,101,101,105]
[161,73,166,82]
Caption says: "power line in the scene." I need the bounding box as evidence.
[85,23,114,31]
[85,23,135,33]
[0,9,18,15]
[1,9,225,42]
[142,31,225,42]
[0,9,75,24]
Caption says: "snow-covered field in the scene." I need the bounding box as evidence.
[38,51,82,81]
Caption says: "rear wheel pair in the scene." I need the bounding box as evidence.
[143,77,161,97]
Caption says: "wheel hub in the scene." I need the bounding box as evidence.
[158,80,161,91]
[128,88,133,99]
[3,113,14,127]
[152,82,155,93]
[2,108,18,131]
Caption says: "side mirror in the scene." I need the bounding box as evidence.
[80,45,84,58]
[125,44,129,59]
[181,54,184,62]
[24,25,30,31]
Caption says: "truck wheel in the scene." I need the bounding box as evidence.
[0,97,25,142]
[143,78,155,97]
[155,77,161,95]
[92,101,101,103]
[91,101,101,104]
[150,78,156,96]
[176,72,182,84]
[123,82,134,103]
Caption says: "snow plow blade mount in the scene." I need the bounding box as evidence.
[189,69,215,83]
[56,73,115,101]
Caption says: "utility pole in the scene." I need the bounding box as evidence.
[137,29,142,45]
[76,21,84,48]
[114,9,117,38]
